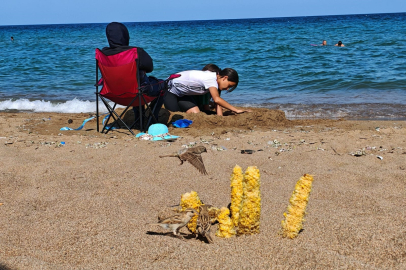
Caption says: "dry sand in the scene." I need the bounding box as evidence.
[0,108,405,269]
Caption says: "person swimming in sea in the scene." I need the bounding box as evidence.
[335,41,345,47]
[311,40,327,46]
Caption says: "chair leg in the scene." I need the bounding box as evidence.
[145,96,160,128]
[139,94,143,132]
[96,61,100,133]
[100,101,116,134]
[96,93,100,132]
[108,109,136,136]
[99,98,136,136]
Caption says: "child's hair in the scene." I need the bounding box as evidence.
[202,63,221,74]
[219,68,239,92]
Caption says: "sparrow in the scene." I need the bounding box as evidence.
[196,204,214,243]
[159,146,208,174]
[147,208,197,239]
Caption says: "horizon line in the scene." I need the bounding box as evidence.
[1,11,405,27]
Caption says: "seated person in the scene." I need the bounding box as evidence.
[102,22,164,125]
[102,22,153,86]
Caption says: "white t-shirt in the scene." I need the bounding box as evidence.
[169,70,218,97]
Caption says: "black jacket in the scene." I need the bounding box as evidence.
[101,22,153,73]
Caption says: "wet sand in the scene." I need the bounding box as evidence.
[0,108,405,269]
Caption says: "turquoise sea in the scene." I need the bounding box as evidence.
[0,12,405,119]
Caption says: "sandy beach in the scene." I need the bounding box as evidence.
[0,108,405,269]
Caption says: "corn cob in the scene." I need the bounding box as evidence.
[180,191,202,233]
[230,165,244,227]
[238,166,261,235]
[215,207,236,238]
[281,174,314,239]
[206,205,220,224]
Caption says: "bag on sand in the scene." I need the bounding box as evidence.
[141,75,166,97]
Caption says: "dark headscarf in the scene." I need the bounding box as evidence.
[101,22,153,73]
[106,22,130,48]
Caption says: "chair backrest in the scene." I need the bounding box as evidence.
[96,48,155,106]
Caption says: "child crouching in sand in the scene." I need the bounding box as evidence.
[163,67,251,115]
[195,64,222,115]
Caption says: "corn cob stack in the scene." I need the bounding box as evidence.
[230,165,244,227]
[281,174,314,239]
[238,166,261,235]
[180,191,202,233]
[215,207,236,238]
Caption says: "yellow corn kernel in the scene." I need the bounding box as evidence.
[215,207,236,238]
[281,174,314,239]
[238,166,261,235]
[180,191,202,233]
[230,165,244,227]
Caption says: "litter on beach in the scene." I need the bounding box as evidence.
[172,119,193,128]
[136,123,179,141]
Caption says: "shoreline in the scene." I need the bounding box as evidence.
[1,109,405,269]
[4,108,404,137]
[1,99,405,121]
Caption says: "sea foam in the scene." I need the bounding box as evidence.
[0,98,121,113]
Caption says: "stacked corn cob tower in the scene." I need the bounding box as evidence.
[180,191,202,233]
[230,165,244,227]
[215,207,235,238]
[237,166,261,235]
[216,165,261,237]
[281,174,314,238]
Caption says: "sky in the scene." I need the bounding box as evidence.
[1,0,405,26]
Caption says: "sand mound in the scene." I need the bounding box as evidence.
[122,108,290,136]
[170,108,287,129]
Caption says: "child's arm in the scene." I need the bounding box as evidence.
[209,87,251,114]
[216,103,223,116]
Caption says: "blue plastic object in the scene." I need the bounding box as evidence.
[60,116,95,131]
[172,119,193,128]
[136,124,179,141]
[148,123,169,136]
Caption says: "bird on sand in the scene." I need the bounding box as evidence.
[159,145,208,174]
[147,208,197,239]
[196,204,214,243]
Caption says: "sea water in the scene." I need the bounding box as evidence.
[0,13,405,119]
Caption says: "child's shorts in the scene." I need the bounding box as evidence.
[164,91,197,112]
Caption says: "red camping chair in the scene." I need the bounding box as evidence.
[95,48,179,135]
